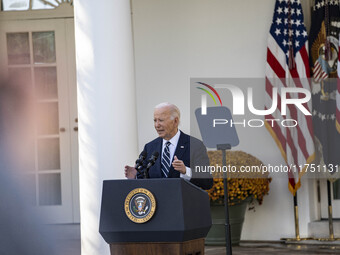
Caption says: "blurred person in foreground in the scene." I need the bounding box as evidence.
[125,102,213,190]
[0,78,59,255]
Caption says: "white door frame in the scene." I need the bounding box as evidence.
[0,16,79,223]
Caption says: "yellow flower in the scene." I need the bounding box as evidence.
[207,150,271,205]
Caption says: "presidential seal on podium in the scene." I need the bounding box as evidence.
[124,188,156,223]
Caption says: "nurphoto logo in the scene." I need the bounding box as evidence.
[196,81,312,128]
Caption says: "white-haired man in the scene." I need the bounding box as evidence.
[125,103,213,190]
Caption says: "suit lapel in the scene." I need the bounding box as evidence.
[168,131,189,178]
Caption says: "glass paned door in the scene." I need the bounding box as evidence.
[0,19,77,223]
[320,179,340,219]
[333,180,340,200]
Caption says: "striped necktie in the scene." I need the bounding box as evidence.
[161,141,171,178]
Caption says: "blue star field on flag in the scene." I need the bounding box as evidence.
[270,0,308,65]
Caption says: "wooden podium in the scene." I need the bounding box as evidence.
[99,179,212,255]
[109,238,205,255]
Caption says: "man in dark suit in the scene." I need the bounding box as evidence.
[125,103,213,190]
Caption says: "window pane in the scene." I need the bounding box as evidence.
[37,138,60,170]
[32,31,56,64]
[7,33,30,64]
[1,0,29,11]
[8,67,32,89]
[37,102,59,135]
[35,67,58,99]
[39,173,61,205]
[19,139,36,172]
[333,179,340,200]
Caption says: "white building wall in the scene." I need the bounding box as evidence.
[132,0,316,240]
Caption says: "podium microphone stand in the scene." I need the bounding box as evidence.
[217,144,232,255]
[195,106,239,255]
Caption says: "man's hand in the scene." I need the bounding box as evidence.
[125,165,137,179]
[172,156,186,174]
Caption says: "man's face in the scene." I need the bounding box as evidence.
[154,107,179,140]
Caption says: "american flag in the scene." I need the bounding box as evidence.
[265,0,315,195]
[313,57,329,83]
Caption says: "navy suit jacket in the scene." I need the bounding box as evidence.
[137,131,213,190]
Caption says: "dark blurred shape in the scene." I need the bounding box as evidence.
[0,78,59,255]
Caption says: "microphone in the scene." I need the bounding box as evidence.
[144,151,159,178]
[146,151,159,169]
[135,150,147,173]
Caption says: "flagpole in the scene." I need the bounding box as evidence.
[293,194,300,240]
[327,180,334,240]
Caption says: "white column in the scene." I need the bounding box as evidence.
[74,1,138,254]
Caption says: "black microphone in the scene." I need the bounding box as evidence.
[135,150,147,172]
[144,151,159,178]
[146,151,159,169]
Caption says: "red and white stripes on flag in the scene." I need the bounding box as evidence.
[265,0,315,195]
[313,58,329,83]
[337,39,340,134]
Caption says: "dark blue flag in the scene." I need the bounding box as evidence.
[309,0,340,172]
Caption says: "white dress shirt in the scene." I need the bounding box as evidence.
[162,129,192,180]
